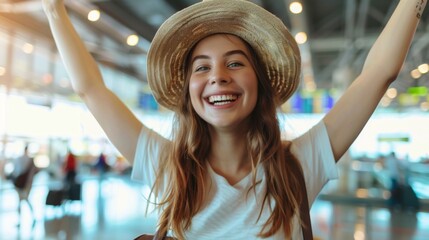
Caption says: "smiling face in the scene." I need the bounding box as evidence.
[187,34,258,131]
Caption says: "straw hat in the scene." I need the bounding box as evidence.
[147,0,301,111]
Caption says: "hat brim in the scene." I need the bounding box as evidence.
[147,0,301,111]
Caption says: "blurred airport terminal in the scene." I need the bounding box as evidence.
[0,0,429,239]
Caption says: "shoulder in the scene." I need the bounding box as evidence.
[290,120,329,155]
[136,127,171,153]
[132,127,171,179]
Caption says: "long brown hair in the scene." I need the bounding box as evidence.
[152,34,304,239]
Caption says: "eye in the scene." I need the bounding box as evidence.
[194,65,209,72]
[228,62,244,68]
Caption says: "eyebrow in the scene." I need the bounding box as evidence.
[191,49,250,65]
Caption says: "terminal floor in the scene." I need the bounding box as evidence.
[0,173,428,240]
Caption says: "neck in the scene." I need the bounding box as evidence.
[208,128,252,185]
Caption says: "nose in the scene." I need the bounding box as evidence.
[209,66,230,85]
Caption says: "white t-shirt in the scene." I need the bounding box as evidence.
[132,120,338,239]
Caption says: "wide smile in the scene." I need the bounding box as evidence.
[207,94,239,106]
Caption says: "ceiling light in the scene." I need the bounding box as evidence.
[88,9,100,22]
[418,63,429,74]
[410,69,421,79]
[22,43,33,54]
[386,88,397,99]
[295,32,307,44]
[126,34,139,46]
[380,96,391,107]
[289,2,303,14]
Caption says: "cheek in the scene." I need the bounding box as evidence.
[247,73,259,102]
[188,79,207,120]
[188,78,204,106]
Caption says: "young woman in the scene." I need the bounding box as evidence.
[42,0,426,239]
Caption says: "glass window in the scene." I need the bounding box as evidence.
[0,29,11,86]
[33,39,53,92]
[10,33,33,89]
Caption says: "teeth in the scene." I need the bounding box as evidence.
[208,95,238,104]
[213,101,230,106]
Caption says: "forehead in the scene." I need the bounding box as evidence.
[191,34,251,56]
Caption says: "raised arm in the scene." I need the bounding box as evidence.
[42,0,143,163]
[323,0,426,161]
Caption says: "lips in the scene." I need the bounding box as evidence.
[207,94,238,106]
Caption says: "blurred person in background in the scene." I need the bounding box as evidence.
[384,151,420,211]
[10,144,37,222]
[10,145,33,180]
[384,152,406,209]
[93,152,110,175]
[63,149,77,188]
